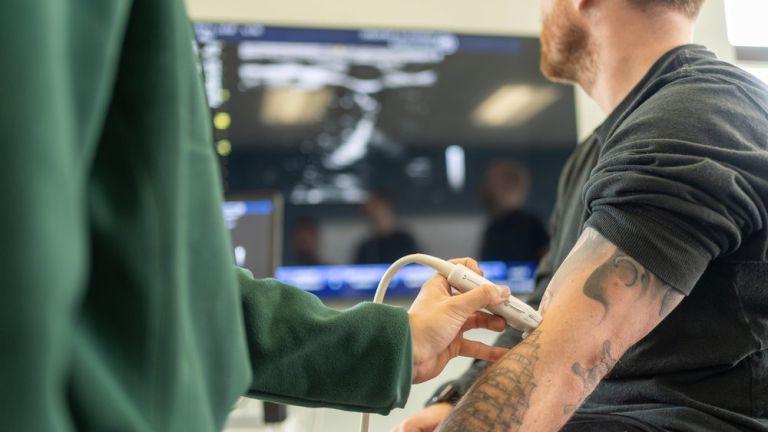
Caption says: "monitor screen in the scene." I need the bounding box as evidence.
[195,23,577,213]
[222,196,283,278]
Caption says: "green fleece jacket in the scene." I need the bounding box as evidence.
[0,1,412,430]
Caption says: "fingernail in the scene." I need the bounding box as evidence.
[498,285,510,297]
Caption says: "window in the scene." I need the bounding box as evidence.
[724,0,768,61]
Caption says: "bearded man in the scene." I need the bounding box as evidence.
[396,1,768,431]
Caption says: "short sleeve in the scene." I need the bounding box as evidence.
[584,77,767,294]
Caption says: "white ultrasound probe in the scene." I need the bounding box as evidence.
[359,254,542,432]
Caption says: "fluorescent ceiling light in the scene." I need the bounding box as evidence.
[261,87,333,125]
[473,84,559,128]
[445,145,466,192]
[725,0,768,47]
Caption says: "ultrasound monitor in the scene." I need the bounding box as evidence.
[221,194,283,278]
[195,23,577,215]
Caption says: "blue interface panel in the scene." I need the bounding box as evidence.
[275,261,536,298]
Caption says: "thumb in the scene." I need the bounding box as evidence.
[450,284,510,316]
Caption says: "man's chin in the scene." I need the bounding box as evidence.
[540,59,578,85]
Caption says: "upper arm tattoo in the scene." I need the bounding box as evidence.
[542,228,684,321]
[584,249,683,321]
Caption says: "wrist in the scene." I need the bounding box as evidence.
[407,313,419,382]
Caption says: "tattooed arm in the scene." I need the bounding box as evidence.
[438,227,684,432]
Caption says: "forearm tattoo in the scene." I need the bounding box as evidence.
[439,330,543,432]
[584,250,682,321]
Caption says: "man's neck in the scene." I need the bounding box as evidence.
[583,13,695,114]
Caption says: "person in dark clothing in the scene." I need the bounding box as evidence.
[290,218,326,266]
[354,192,420,264]
[396,0,768,431]
[479,160,549,262]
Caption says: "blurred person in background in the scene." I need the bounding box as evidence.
[290,218,326,266]
[354,192,420,264]
[479,160,549,262]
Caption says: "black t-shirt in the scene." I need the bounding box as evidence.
[479,209,549,262]
[353,230,419,264]
[449,45,768,431]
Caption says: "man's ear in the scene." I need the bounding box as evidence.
[573,0,596,14]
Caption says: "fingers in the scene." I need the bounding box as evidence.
[450,284,510,316]
[392,403,452,432]
[458,339,510,362]
[424,257,484,297]
[391,418,433,432]
[448,257,483,276]
[461,311,508,333]
[423,274,452,296]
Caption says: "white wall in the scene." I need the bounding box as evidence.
[187,1,736,430]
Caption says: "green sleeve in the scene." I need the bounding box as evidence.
[0,2,130,431]
[237,268,413,414]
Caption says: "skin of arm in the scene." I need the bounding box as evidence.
[438,227,685,432]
